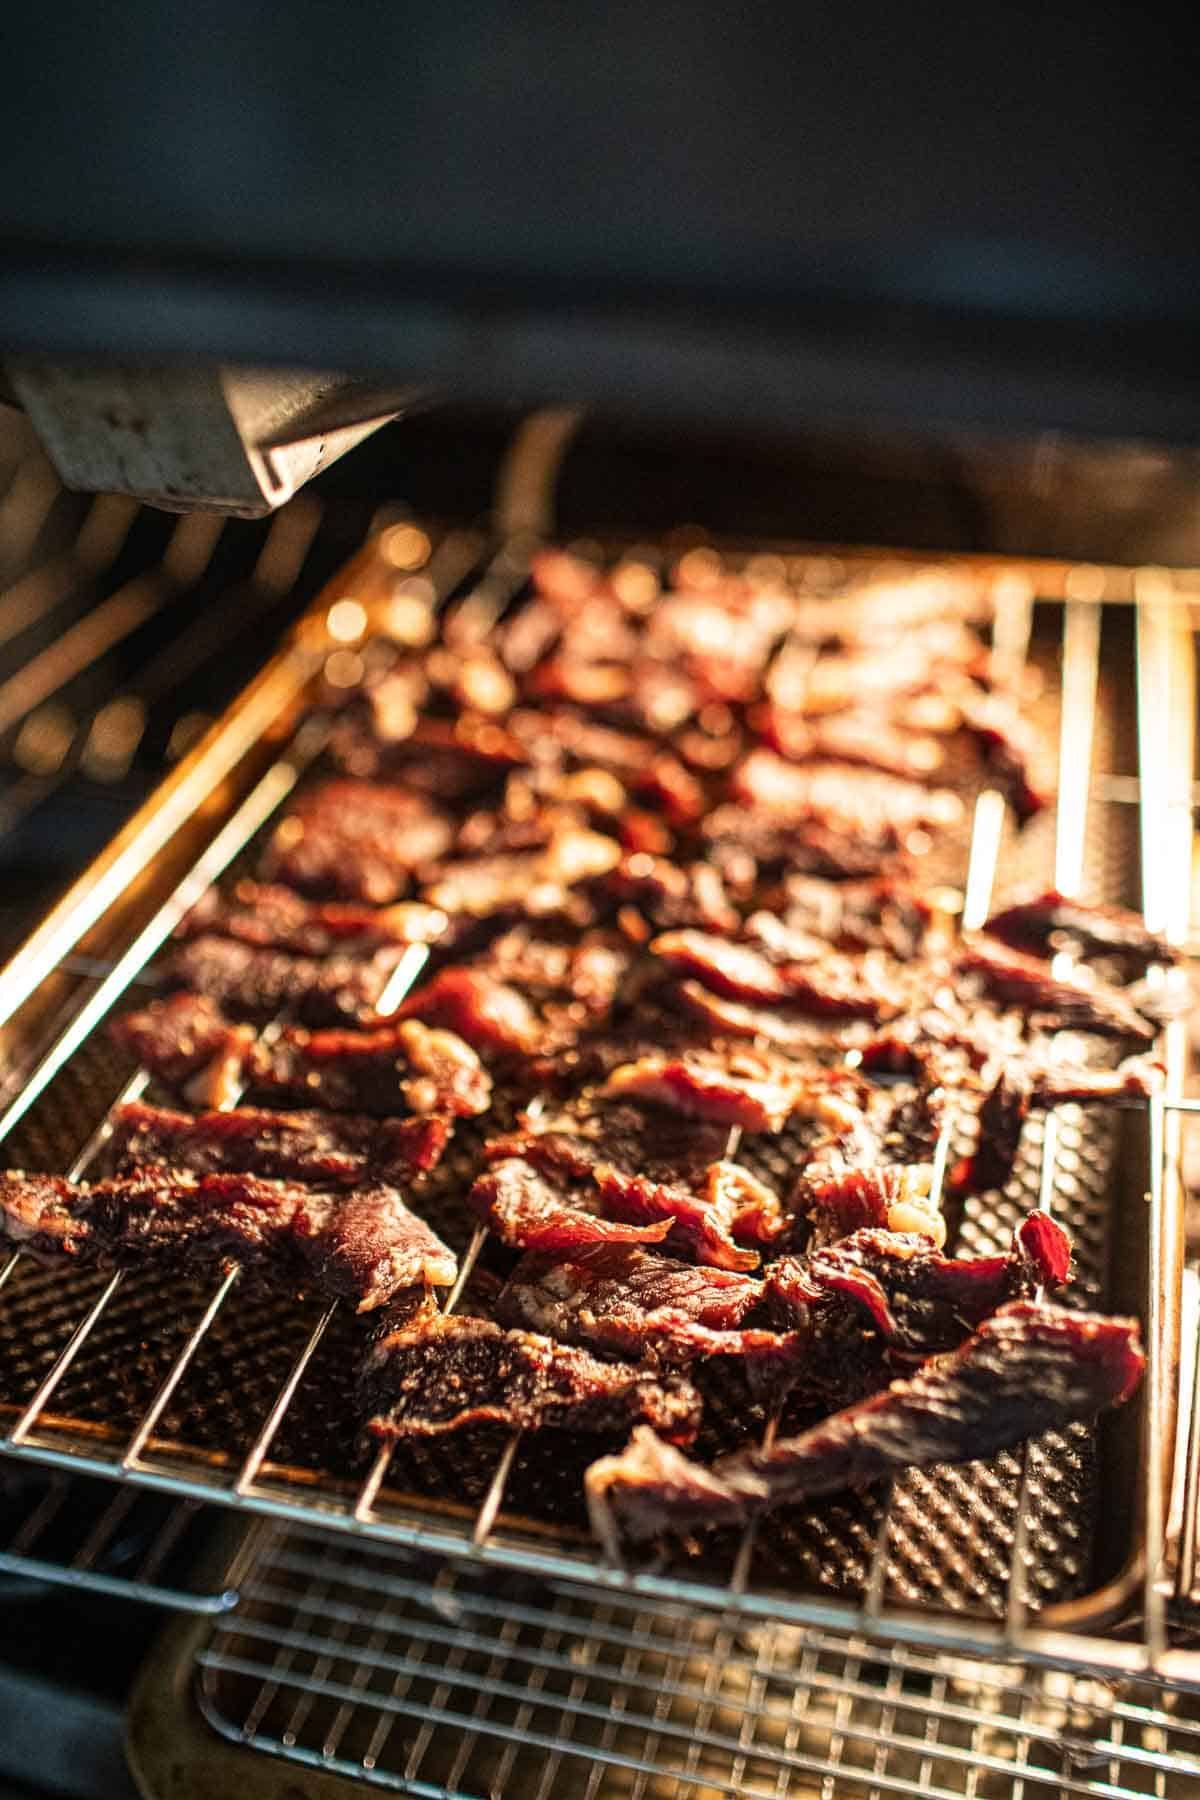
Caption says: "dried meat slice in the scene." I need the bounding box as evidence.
[161,934,411,1027]
[791,570,985,650]
[586,1426,745,1551]
[714,1301,1143,1509]
[588,1302,1144,1542]
[674,981,832,1049]
[329,699,527,796]
[957,687,1052,821]
[801,1164,948,1249]
[730,752,962,840]
[955,940,1156,1042]
[177,881,451,957]
[398,967,542,1059]
[499,1245,761,1341]
[599,1053,834,1135]
[260,778,454,903]
[491,1105,782,1270]
[951,1052,1163,1194]
[108,1100,451,1188]
[648,931,790,1004]
[594,855,740,937]
[110,993,256,1109]
[420,828,620,926]
[362,1313,702,1443]
[983,890,1180,975]
[780,876,935,960]
[703,807,896,885]
[784,1078,949,1247]
[469,1158,674,1253]
[755,705,946,782]
[650,926,894,1023]
[767,1216,1072,1353]
[248,1017,492,1118]
[506,709,707,826]
[497,1244,804,1378]
[0,1168,456,1310]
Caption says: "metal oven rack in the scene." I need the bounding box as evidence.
[127,1521,1200,1800]
[0,531,1197,1746]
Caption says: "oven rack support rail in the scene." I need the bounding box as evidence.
[0,537,1193,1694]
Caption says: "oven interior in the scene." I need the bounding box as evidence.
[0,405,1196,1800]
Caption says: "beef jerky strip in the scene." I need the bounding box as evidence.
[177,881,451,957]
[951,1053,1163,1194]
[0,1169,456,1311]
[729,752,963,841]
[113,999,490,1120]
[479,930,636,1074]
[260,778,455,903]
[750,1216,1066,1412]
[784,1069,951,1248]
[593,854,739,938]
[674,981,838,1051]
[506,710,707,828]
[586,1302,1144,1543]
[703,807,904,885]
[764,645,922,721]
[715,1300,1143,1507]
[780,876,935,961]
[248,1017,492,1117]
[470,1157,674,1254]
[782,570,983,651]
[420,827,620,924]
[109,1100,451,1188]
[599,1052,857,1136]
[362,1313,702,1444]
[398,967,542,1058]
[643,581,794,697]
[755,705,946,782]
[957,686,1053,821]
[479,929,632,1023]
[956,940,1156,1042]
[161,934,411,1027]
[110,993,256,1110]
[489,1102,783,1269]
[983,890,1181,975]
[329,707,527,798]
[586,1427,747,1549]
[650,928,893,1022]
[496,1245,804,1374]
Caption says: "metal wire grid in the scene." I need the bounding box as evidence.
[0,422,326,848]
[0,545,1188,1685]
[0,1462,232,1610]
[193,1524,1200,1800]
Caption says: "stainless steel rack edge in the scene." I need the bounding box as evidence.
[0,533,1192,1688]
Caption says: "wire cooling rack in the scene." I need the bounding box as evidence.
[135,1518,1200,1800]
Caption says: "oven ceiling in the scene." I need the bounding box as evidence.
[1,8,1198,444]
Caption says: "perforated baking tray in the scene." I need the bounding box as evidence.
[0,532,1191,1682]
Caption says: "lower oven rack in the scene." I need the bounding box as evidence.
[130,1520,1200,1800]
[0,534,1193,1692]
